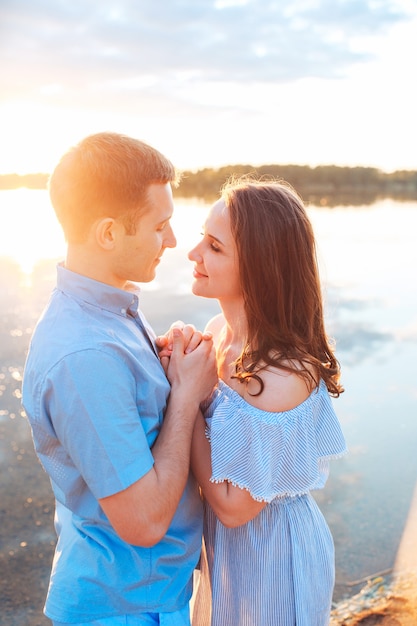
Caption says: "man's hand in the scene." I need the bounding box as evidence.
[166,327,217,404]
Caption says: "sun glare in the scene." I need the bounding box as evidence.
[0,189,66,276]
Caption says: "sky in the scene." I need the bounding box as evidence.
[1,0,416,175]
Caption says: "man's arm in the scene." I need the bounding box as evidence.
[99,328,217,546]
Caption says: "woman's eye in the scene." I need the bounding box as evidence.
[200,231,220,252]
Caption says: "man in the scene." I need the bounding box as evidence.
[22,132,217,625]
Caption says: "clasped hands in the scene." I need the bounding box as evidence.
[155,321,213,373]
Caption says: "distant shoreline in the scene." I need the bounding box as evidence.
[1,165,417,207]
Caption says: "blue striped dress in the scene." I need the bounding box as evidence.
[192,379,347,626]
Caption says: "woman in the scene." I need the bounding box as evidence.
[188,177,347,626]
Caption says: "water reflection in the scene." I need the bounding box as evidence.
[1,191,417,613]
[336,324,394,366]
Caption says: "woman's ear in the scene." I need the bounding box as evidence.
[95,217,119,250]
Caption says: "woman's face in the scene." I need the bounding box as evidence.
[188,199,242,302]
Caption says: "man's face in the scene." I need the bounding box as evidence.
[112,182,176,286]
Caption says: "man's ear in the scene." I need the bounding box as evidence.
[95,217,119,250]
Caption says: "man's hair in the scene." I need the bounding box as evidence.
[48,132,179,243]
[222,176,343,397]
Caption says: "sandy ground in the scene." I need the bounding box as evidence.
[330,575,417,625]
[0,408,55,626]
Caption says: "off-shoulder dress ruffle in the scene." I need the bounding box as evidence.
[203,378,347,502]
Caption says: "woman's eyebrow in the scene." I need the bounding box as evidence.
[206,232,225,246]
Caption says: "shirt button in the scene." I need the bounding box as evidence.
[121,308,127,315]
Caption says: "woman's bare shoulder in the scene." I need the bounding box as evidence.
[247,366,314,413]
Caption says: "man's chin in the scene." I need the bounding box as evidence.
[137,271,156,284]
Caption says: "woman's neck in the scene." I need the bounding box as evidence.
[216,298,248,382]
[218,298,247,347]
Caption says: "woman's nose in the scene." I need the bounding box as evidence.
[188,243,201,261]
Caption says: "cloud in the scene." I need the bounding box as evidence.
[0,0,409,109]
[1,0,415,173]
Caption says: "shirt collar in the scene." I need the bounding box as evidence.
[56,263,141,318]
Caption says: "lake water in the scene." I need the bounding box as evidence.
[1,189,417,610]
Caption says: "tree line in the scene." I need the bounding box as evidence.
[174,164,417,206]
[1,165,417,206]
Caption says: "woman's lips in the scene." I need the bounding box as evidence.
[193,268,207,278]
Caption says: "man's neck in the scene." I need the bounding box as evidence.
[65,246,126,290]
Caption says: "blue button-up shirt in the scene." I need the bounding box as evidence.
[22,265,203,623]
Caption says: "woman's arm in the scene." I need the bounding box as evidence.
[191,411,266,528]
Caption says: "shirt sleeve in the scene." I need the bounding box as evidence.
[38,348,155,501]
[205,381,347,502]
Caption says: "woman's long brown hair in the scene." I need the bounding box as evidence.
[222,176,343,397]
